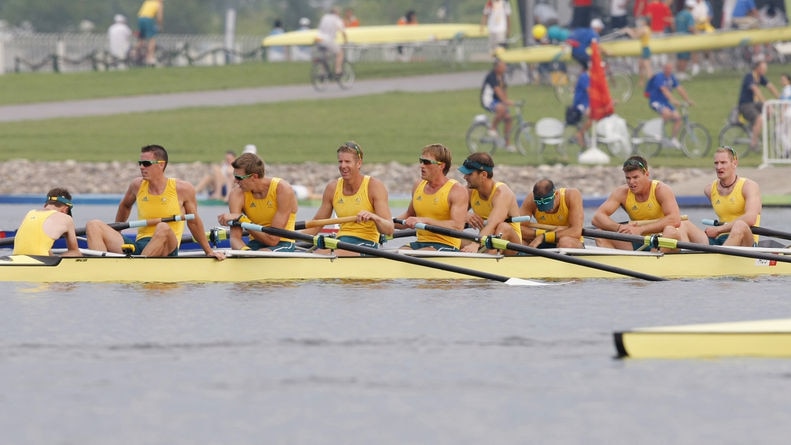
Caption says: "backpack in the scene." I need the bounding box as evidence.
[565,105,582,125]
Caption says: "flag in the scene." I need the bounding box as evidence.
[588,40,614,121]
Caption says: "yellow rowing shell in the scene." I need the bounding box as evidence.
[2,248,791,283]
[262,23,487,47]
[615,318,791,358]
[499,26,791,63]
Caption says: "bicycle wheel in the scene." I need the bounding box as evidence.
[680,122,712,158]
[466,121,497,154]
[718,124,752,158]
[515,122,538,157]
[337,61,355,89]
[311,61,329,92]
[553,72,577,104]
[632,122,662,158]
[608,72,633,103]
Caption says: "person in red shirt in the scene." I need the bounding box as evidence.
[645,0,673,34]
[343,7,360,27]
[634,0,649,19]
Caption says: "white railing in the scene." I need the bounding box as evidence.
[761,99,791,167]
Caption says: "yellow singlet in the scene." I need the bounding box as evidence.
[710,178,760,242]
[334,176,380,244]
[136,178,185,245]
[12,209,58,255]
[242,177,296,243]
[534,188,569,226]
[470,182,521,238]
[412,179,461,248]
[623,180,665,221]
[138,0,161,18]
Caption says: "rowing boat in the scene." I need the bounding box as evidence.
[1,247,790,283]
[614,318,791,358]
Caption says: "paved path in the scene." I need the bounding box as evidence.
[0,71,484,122]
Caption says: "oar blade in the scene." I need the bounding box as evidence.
[504,277,561,286]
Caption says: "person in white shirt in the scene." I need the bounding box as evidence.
[107,14,132,68]
[316,7,348,77]
[481,0,511,55]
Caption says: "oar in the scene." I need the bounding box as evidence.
[0,214,195,247]
[294,216,358,230]
[506,215,687,229]
[583,228,791,263]
[703,219,791,242]
[396,219,666,281]
[231,221,552,286]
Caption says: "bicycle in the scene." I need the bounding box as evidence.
[311,46,355,92]
[631,103,711,158]
[465,100,535,156]
[718,107,758,158]
[553,61,634,106]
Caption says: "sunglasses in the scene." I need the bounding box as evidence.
[622,159,647,172]
[138,160,165,167]
[234,173,253,181]
[343,141,362,158]
[419,157,442,165]
[721,145,738,160]
[534,193,555,206]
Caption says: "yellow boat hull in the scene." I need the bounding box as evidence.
[615,318,791,358]
[2,249,791,283]
[262,24,487,47]
[499,26,791,63]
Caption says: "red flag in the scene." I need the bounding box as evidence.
[588,40,614,121]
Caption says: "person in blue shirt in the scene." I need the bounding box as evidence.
[645,62,694,147]
[731,0,760,29]
[571,66,590,147]
[566,18,604,70]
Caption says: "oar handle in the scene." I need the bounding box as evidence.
[702,219,719,226]
[295,215,358,230]
[116,214,194,230]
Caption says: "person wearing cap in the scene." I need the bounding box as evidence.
[302,141,394,253]
[566,18,604,70]
[13,188,82,257]
[458,152,522,255]
[86,144,224,260]
[519,179,584,249]
[396,143,469,251]
[216,153,299,252]
[294,17,313,62]
[591,155,691,251]
[107,14,132,68]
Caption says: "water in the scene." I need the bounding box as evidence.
[2,204,791,444]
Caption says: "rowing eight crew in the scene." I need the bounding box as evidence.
[8,143,760,258]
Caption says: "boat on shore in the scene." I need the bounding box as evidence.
[1,247,790,283]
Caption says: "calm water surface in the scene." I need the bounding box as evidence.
[2,204,791,444]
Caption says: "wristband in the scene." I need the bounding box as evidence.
[535,229,546,237]
[545,231,556,244]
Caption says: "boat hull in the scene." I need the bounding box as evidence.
[1,249,790,283]
[615,318,791,358]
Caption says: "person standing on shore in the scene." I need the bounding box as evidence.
[86,144,224,259]
[397,143,469,251]
[12,188,82,257]
[303,141,394,253]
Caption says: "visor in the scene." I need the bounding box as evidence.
[458,159,494,175]
[48,195,73,216]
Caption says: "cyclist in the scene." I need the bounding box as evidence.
[480,58,516,152]
[737,60,779,151]
[135,0,163,66]
[315,7,348,78]
[570,65,590,147]
[644,62,695,148]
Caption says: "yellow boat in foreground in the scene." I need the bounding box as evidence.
[1,247,790,283]
[615,318,791,359]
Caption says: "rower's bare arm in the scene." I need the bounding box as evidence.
[368,178,394,235]
[115,179,140,222]
[741,179,762,226]
[303,181,336,236]
[592,189,624,231]
[559,188,584,239]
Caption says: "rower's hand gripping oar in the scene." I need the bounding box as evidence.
[583,228,791,263]
[0,214,195,247]
[397,219,666,281]
[703,219,791,242]
[230,221,552,286]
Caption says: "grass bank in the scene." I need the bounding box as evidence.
[0,61,775,169]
